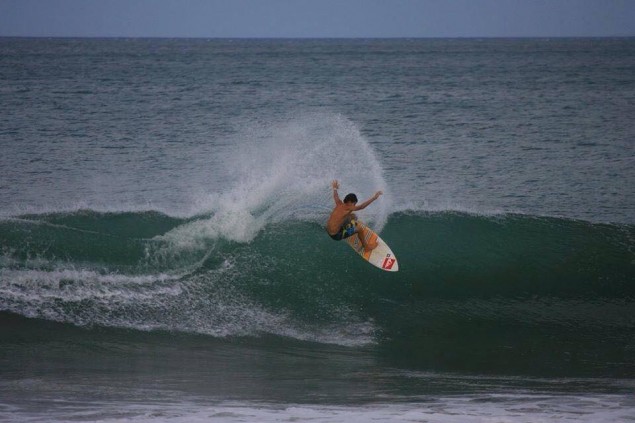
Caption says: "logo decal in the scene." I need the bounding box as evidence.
[382,255,396,270]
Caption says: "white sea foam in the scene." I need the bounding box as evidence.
[156,209,261,248]
[4,395,632,423]
[0,266,184,324]
[0,260,375,347]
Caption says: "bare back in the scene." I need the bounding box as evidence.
[326,203,356,235]
[326,180,382,236]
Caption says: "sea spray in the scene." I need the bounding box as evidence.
[189,113,390,231]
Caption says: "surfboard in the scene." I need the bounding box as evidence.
[346,222,399,272]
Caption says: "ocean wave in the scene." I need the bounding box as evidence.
[0,209,633,367]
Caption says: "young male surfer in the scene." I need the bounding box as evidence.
[326,179,383,251]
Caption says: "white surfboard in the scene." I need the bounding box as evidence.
[346,222,399,272]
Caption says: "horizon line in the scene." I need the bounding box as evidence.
[2,35,634,40]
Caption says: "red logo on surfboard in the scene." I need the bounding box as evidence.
[382,255,396,270]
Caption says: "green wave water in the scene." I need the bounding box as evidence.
[1,209,633,377]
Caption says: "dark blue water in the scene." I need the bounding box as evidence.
[1,38,634,422]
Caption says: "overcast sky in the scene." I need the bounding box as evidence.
[1,0,633,38]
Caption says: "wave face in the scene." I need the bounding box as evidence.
[1,209,633,376]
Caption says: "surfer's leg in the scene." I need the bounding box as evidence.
[355,224,378,251]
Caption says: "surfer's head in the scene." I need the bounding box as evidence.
[343,193,358,204]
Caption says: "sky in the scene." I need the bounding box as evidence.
[0,0,634,38]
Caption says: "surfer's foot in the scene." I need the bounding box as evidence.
[364,241,378,251]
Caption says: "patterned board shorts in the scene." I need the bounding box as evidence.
[329,218,358,241]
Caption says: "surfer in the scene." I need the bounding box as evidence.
[326,179,383,251]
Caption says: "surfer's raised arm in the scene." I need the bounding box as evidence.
[331,180,343,205]
[353,191,383,211]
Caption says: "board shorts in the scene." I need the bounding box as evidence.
[329,218,358,241]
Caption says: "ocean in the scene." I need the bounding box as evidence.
[0,37,633,422]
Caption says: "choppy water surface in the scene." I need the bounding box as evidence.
[1,38,634,422]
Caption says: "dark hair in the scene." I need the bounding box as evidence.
[343,193,358,203]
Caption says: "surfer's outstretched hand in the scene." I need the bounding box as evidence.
[332,180,340,190]
[374,191,383,198]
